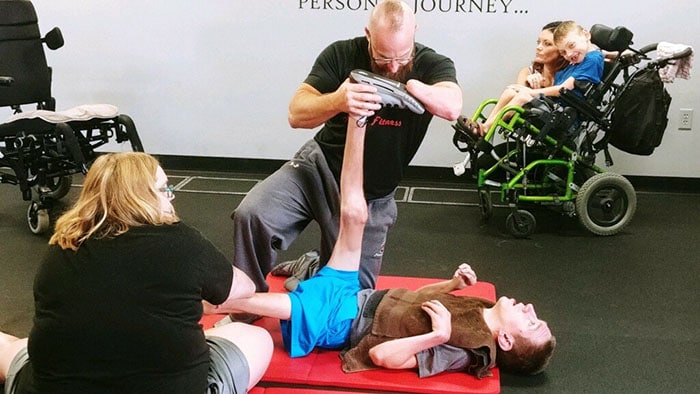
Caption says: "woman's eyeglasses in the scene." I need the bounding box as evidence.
[159,185,175,200]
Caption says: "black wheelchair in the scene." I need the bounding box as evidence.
[452,24,693,238]
[1,0,144,234]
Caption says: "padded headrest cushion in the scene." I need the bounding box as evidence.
[590,24,634,52]
[0,0,38,26]
[0,0,40,42]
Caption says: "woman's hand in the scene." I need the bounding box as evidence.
[526,71,544,89]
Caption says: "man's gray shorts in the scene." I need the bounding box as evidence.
[4,336,249,394]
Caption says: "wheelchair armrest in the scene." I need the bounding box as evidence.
[0,76,14,87]
[558,88,603,122]
[574,80,595,96]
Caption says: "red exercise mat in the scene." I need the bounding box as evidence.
[202,274,500,394]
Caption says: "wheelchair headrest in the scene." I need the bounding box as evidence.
[590,24,633,52]
[0,0,38,27]
[0,0,52,107]
[43,27,64,50]
[0,0,39,43]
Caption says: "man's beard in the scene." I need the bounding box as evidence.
[370,61,413,83]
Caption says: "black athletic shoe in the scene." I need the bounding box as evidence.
[215,312,262,327]
[271,250,321,291]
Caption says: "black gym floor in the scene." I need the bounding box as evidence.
[1,165,698,393]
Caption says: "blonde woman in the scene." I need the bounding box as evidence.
[1,152,272,393]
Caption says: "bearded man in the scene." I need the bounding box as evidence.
[230,0,462,306]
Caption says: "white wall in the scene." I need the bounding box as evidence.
[10,0,699,177]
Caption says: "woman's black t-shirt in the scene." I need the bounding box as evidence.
[24,223,233,394]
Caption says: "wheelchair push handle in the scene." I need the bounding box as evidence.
[630,43,694,69]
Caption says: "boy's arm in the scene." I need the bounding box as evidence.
[415,263,477,294]
[368,299,452,370]
[534,50,604,96]
[203,291,293,320]
[525,77,575,97]
[202,266,256,314]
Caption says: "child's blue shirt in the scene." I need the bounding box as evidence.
[554,50,604,90]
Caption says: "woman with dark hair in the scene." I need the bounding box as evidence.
[467,21,571,136]
[464,22,570,176]
[517,21,570,89]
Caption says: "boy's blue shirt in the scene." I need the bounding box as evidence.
[554,49,604,89]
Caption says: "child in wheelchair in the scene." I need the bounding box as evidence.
[452,22,692,238]
[463,21,604,137]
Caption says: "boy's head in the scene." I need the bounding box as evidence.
[489,296,556,374]
[497,331,557,375]
[553,20,592,64]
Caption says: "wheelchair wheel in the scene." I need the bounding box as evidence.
[478,189,493,220]
[27,201,50,235]
[36,174,73,200]
[506,209,536,238]
[576,172,636,235]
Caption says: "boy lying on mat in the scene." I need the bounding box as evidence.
[205,116,555,378]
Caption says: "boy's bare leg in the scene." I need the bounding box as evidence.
[325,118,368,272]
[204,120,367,318]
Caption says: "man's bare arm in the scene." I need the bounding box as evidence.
[288,81,381,129]
[406,80,462,121]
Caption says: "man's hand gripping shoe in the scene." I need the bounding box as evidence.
[350,69,425,126]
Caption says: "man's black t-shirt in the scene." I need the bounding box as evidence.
[307,36,458,200]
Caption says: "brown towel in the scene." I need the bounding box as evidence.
[341,288,496,378]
